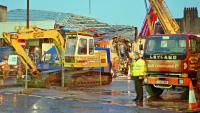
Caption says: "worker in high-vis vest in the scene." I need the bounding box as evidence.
[131,52,147,102]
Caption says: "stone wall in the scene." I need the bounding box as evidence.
[181,7,200,34]
[155,7,200,34]
[0,5,7,22]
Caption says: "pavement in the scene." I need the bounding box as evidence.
[0,76,196,113]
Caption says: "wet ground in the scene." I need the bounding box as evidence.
[0,78,196,113]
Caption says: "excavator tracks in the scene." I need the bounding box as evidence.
[67,71,112,87]
[17,70,112,88]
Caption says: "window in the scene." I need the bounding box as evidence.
[44,54,51,61]
[191,38,200,53]
[191,40,196,53]
[95,44,100,48]
[160,40,168,47]
[179,40,186,47]
[89,39,94,55]
[78,39,87,55]
[146,40,156,52]
[196,38,200,53]
[145,36,186,54]
[65,36,77,56]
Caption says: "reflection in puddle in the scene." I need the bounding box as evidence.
[101,90,122,96]
[62,80,191,112]
[0,94,18,107]
[147,96,163,102]
[110,99,121,103]
[70,104,102,113]
[67,87,130,105]
[13,94,17,107]
[145,95,188,112]
[0,94,3,105]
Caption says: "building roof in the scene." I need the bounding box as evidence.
[6,9,135,41]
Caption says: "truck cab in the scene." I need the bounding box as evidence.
[143,34,200,96]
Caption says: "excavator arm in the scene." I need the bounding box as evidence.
[2,27,65,79]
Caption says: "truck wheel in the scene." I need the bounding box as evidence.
[146,84,163,96]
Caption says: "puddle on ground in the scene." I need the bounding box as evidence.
[63,83,193,112]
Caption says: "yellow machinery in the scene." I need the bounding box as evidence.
[3,27,65,79]
[2,27,112,87]
[64,31,108,68]
[148,0,179,34]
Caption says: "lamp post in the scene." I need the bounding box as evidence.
[61,54,65,87]
[27,0,29,29]
[25,62,28,89]
[24,0,30,89]
[89,0,91,14]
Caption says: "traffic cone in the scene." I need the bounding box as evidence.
[187,80,199,112]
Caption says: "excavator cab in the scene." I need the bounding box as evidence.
[65,32,94,56]
[64,32,108,68]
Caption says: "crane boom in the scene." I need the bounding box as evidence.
[139,7,157,37]
[148,0,179,34]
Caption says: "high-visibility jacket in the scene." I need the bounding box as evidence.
[131,59,147,76]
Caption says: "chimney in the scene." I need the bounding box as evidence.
[0,5,7,22]
[184,7,198,19]
[183,7,199,33]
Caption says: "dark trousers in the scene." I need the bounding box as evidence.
[132,76,143,100]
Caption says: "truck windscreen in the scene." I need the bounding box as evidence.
[143,36,186,60]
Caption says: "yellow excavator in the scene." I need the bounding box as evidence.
[2,27,112,87]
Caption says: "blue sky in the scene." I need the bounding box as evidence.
[1,0,200,30]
